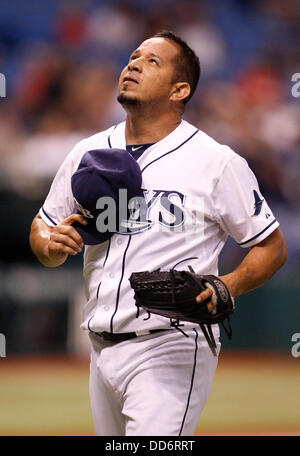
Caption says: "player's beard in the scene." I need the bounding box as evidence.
[117,93,167,113]
[117,93,141,107]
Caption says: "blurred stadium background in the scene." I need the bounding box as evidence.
[0,0,300,436]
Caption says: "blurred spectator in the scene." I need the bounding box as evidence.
[175,1,227,77]
[55,5,86,48]
[4,130,85,199]
[85,1,142,56]
[15,45,73,131]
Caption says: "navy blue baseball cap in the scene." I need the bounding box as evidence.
[71,148,144,245]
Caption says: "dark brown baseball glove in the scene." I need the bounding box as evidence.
[129,261,235,356]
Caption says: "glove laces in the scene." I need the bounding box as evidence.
[169,318,190,338]
[170,257,198,305]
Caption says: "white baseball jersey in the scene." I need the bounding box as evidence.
[40,119,279,336]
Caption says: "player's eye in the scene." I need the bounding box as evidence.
[150,59,157,64]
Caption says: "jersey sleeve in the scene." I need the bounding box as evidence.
[212,155,279,248]
[39,141,86,226]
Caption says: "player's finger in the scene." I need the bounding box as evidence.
[55,223,85,246]
[60,214,88,227]
[50,232,83,253]
[49,241,80,256]
[206,301,214,313]
[196,287,213,303]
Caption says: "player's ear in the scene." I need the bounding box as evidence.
[169,82,190,104]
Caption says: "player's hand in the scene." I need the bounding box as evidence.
[48,214,88,261]
[196,275,235,313]
[196,287,215,313]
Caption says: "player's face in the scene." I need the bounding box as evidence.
[118,38,180,107]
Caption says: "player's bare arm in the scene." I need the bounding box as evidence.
[30,214,87,267]
[197,228,287,309]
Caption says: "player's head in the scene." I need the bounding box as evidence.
[117,30,200,113]
[153,30,200,105]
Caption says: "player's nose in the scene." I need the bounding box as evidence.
[127,58,142,72]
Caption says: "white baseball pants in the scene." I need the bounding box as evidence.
[89,327,220,436]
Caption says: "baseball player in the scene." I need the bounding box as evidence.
[30,31,287,436]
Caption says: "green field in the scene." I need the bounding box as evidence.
[197,353,300,435]
[0,352,299,436]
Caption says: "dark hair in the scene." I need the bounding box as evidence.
[153,30,200,104]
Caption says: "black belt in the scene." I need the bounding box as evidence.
[91,329,168,342]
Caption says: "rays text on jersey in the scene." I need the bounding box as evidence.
[79,188,206,237]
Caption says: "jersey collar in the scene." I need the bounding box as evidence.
[109,120,198,171]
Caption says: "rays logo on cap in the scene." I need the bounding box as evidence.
[74,197,94,219]
[71,148,144,245]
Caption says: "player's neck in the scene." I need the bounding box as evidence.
[125,111,182,145]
